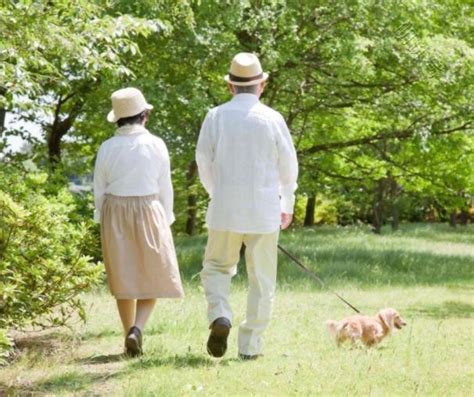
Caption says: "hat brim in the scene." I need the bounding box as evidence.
[224,72,269,86]
[107,103,153,123]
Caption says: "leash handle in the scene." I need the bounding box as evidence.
[277,244,361,314]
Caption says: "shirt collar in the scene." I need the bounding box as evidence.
[115,124,148,136]
[231,93,260,105]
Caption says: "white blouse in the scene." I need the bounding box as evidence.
[93,124,175,225]
[196,93,298,234]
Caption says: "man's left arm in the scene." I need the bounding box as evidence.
[276,116,299,229]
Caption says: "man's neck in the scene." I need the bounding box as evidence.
[232,93,260,99]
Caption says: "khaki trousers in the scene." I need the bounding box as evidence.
[201,229,279,356]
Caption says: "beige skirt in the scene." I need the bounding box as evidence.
[100,194,184,299]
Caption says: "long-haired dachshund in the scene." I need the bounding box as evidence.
[326,308,407,347]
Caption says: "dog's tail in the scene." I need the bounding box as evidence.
[326,320,339,336]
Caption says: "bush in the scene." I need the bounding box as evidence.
[293,195,308,226]
[69,190,103,264]
[0,162,102,331]
[315,197,338,225]
[0,329,13,365]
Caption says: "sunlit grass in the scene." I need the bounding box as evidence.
[1,224,473,396]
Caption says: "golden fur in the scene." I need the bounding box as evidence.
[326,308,407,347]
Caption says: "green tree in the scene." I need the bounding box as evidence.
[0,0,162,164]
[151,0,473,233]
[2,0,472,235]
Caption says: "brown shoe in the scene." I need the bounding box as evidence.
[207,317,231,358]
[125,326,143,357]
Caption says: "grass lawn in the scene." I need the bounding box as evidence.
[1,223,473,396]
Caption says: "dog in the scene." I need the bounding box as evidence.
[326,308,407,347]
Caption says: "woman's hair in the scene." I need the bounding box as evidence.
[117,110,149,127]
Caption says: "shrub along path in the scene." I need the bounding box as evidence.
[1,224,473,395]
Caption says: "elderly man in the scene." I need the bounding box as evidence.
[196,52,298,360]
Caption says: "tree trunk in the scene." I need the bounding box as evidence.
[0,87,6,133]
[0,109,5,134]
[389,177,400,231]
[48,128,63,164]
[391,205,399,231]
[459,210,469,226]
[372,179,385,234]
[304,194,316,227]
[185,160,198,235]
[47,95,83,166]
[449,211,457,227]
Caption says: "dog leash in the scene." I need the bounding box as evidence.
[277,244,361,314]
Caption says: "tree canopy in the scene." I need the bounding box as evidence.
[1,0,473,234]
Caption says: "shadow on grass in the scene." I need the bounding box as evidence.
[1,370,124,395]
[1,353,219,395]
[129,353,271,369]
[80,328,122,340]
[406,300,474,319]
[76,352,126,365]
[81,323,166,341]
[129,353,214,369]
[36,371,117,393]
[79,351,225,372]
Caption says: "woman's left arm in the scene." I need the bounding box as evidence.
[157,140,175,225]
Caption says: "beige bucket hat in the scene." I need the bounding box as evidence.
[107,87,153,123]
[224,52,269,86]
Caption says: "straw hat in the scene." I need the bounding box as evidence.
[224,53,269,86]
[107,87,153,123]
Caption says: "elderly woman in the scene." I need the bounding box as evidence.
[94,87,184,356]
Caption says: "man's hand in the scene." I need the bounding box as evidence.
[281,213,293,230]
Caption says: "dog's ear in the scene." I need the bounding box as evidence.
[378,308,395,330]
